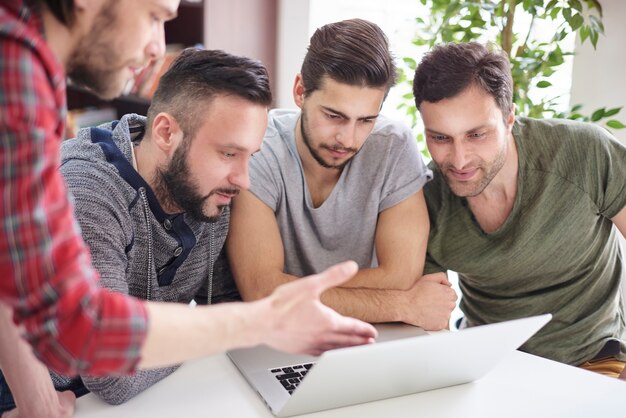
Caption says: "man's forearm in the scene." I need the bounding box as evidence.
[337,267,418,291]
[140,262,378,368]
[139,300,263,369]
[320,286,402,323]
[237,271,403,323]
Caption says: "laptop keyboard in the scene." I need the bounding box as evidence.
[270,362,315,394]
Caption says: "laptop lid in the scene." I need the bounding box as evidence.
[229,314,551,417]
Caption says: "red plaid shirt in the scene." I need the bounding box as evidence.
[0,0,148,376]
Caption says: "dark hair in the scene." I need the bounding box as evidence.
[147,48,272,138]
[35,0,76,26]
[413,42,513,119]
[300,18,397,96]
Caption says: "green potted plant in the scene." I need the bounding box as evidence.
[397,0,624,156]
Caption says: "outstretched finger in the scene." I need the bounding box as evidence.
[332,314,377,339]
[306,261,359,296]
[311,334,376,354]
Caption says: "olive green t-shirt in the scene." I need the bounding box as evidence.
[424,117,626,365]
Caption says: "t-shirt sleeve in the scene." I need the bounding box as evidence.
[424,252,447,274]
[379,124,433,212]
[248,133,284,211]
[578,125,626,219]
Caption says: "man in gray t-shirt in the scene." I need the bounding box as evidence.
[227,19,458,330]
[413,42,626,378]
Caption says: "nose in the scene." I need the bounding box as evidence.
[335,122,358,149]
[146,21,166,62]
[229,160,250,191]
[449,141,470,169]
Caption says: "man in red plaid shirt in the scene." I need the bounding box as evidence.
[0,1,377,416]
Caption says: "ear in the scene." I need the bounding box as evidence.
[292,74,306,109]
[506,104,516,132]
[151,112,184,157]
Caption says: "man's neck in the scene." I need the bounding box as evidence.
[294,117,342,207]
[133,138,178,214]
[466,134,519,233]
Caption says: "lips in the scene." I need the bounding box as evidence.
[448,168,478,181]
[214,193,235,204]
[328,149,350,158]
[322,145,355,159]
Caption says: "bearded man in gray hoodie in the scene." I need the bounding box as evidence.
[0,48,377,410]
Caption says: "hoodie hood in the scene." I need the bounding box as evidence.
[61,113,146,168]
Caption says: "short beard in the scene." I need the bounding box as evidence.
[300,112,357,170]
[66,2,128,99]
[439,142,507,197]
[153,142,237,223]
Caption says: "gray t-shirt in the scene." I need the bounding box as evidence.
[249,109,432,276]
[424,116,626,365]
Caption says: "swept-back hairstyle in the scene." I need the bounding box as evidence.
[300,18,397,96]
[147,48,272,139]
[413,42,513,120]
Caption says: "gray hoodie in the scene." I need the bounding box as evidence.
[51,114,237,404]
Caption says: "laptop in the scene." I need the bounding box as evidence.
[228,314,551,417]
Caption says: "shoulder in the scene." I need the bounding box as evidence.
[370,115,414,144]
[60,138,134,216]
[251,109,299,169]
[358,115,420,164]
[516,117,619,156]
[262,109,298,148]
[515,117,625,172]
[372,115,413,135]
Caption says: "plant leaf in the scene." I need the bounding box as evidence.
[603,107,622,117]
[591,108,605,122]
[606,120,626,129]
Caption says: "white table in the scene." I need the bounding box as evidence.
[75,348,626,417]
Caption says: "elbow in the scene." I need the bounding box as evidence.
[390,268,422,291]
[234,273,279,302]
[102,394,132,406]
[237,281,273,301]
[81,379,136,406]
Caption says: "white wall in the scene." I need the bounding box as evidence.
[275,0,423,115]
[276,0,311,108]
[570,0,626,143]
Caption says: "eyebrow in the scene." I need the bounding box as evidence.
[221,144,260,154]
[321,106,379,120]
[426,124,491,136]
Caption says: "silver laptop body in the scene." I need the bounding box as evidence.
[228,314,551,417]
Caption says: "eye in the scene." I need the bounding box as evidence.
[361,118,376,124]
[469,132,485,139]
[325,113,341,120]
[429,134,448,142]
[223,152,236,158]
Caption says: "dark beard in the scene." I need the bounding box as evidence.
[300,113,357,170]
[153,143,237,223]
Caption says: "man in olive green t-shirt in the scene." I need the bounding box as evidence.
[412,42,626,378]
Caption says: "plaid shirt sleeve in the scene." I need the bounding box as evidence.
[0,7,148,376]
